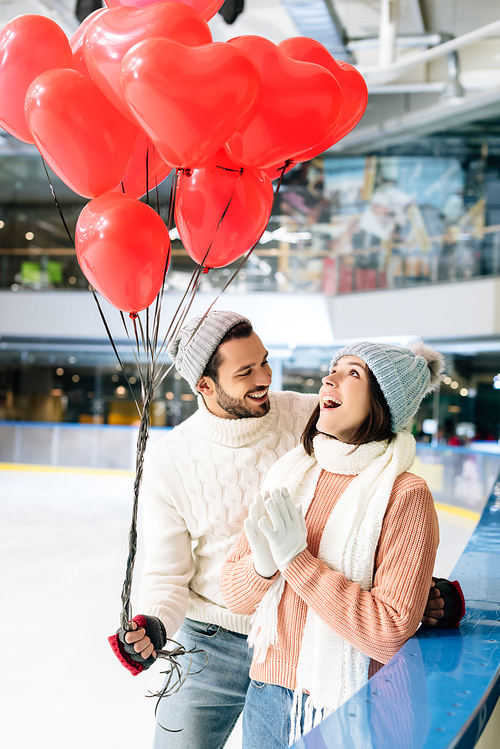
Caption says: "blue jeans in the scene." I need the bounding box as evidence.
[153,618,253,749]
[243,682,308,749]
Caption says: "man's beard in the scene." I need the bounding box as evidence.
[214,382,270,419]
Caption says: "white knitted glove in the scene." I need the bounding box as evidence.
[244,493,279,578]
[259,488,308,571]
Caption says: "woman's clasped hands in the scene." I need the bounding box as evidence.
[245,488,308,576]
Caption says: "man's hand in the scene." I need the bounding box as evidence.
[422,579,445,626]
[108,614,167,675]
[124,620,156,660]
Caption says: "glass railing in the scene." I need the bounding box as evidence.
[2,150,500,296]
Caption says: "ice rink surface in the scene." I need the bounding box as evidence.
[1,465,478,749]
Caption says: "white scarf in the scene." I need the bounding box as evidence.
[248,430,416,744]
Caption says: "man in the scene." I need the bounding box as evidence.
[112,310,463,748]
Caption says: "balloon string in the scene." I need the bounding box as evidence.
[119,311,147,407]
[150,169,178,361]
[120,371,153,630]
[40,157,74,245]
[152,263,204,377]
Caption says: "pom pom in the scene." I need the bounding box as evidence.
[407,341,445,393]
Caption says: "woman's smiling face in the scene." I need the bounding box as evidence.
[316,355,372,443]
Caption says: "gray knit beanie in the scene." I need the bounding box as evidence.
[168,310,251,393]
[329,341,445,433]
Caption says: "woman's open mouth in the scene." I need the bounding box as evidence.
[322,395,342,409]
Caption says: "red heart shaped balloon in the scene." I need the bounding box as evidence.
[84,3,212,120]
[76,193,171,314]
[120,38,260,168]
[25,69,140,198]
[279,37,367,161]
[104,0,224,22]
[175,150,273,269]
[118,132,172,199]
[0,15,74,143]
[225,36,343,169]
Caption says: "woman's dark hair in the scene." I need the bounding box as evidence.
[301,365,393,456]
[203,320,253,384]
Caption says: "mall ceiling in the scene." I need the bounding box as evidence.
[1,0,500,154]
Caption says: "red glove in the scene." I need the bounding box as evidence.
[432,577,466,628]
[108,614,167,675]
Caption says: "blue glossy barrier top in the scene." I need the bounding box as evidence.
[293,479,500,749]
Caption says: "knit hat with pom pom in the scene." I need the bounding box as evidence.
[329,341,445,433]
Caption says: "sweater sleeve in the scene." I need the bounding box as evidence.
[220,528,280,615]
[137,446,196,638]
[282,479,439,664]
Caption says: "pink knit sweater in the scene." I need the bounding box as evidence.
[221,470,439,690]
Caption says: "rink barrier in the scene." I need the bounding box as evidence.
[1,421,499,514]
[292,473,500,749]
[0,419,170,472]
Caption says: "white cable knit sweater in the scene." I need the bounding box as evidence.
[138,390,317,637]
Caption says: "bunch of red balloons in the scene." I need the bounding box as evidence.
[0,0,367,314]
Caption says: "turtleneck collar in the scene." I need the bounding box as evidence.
[312,432,390,475]
[194,391,278,448]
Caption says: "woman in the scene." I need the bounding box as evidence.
[220,341,444,748]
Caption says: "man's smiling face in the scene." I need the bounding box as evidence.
[198,332,272,419]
